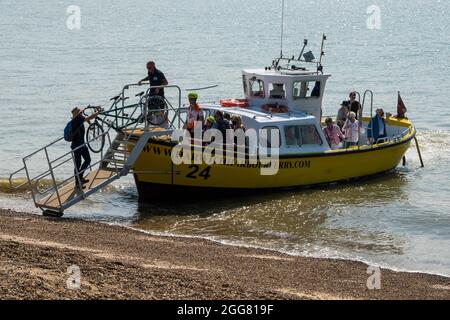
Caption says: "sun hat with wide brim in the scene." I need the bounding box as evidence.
[71,107,82,119]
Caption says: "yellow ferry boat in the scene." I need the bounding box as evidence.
[9,36,423,214]
[126,72,416,198]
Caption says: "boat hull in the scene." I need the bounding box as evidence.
[129,126,414,199]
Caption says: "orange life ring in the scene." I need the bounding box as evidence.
[219,98,249,108]
[261,104,289,113]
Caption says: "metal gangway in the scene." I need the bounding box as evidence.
[9,83,186,216]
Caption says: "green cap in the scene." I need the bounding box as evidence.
[206,116,215,123]
[188,92,198,99]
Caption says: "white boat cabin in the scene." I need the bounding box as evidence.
[200,67,332,154]
[242,68,330,120]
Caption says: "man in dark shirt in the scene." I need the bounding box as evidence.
[348,91,361,119]
[138,61,168,97]
[70,106,103,188]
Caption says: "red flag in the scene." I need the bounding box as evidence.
[396,92,407,118]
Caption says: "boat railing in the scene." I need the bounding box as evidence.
[361,90,374,144]
[118,83,183,130]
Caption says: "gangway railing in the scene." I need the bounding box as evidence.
[9,83,183,215]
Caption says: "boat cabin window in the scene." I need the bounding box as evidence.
[269,83,286,99]
[284,125,322,147]
[249,78,265,98]
[293,81,321,99]
[260,126,281,148]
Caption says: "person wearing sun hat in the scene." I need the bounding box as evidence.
[342,111,360,148]
[185,92,204,134]
[70,105,103,188]
[336,100,350,129]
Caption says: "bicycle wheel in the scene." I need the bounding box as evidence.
[86,122,105,153]
[146,95,168,126]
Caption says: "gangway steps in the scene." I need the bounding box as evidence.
[36,169,118,211]
[8,83,181,216]
[34,129,172,213]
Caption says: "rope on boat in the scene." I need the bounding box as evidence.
[185,85,219,91]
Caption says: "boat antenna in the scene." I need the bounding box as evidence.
[280,0,285,57]
[297,39,308,60]
[318,33,327,73]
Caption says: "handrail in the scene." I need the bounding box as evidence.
[121,83,182,128]
[10,82,185,212]
[362,90,374,119]
[32,131,119,196]
[17,128,115,205]
[23,137,65,160]
[8,167,27,190]
[362,90,374,144]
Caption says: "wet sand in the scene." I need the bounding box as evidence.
[0,208,449,300]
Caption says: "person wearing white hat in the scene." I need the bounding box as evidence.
[342,111,360,148]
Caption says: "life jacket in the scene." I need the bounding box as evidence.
[187,104,202,129]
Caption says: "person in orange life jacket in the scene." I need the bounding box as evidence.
[185,92,204,135]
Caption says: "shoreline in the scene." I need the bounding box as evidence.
[0,208,449,300]
[125,225,450,280]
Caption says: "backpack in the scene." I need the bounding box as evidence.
[64,121,72,142]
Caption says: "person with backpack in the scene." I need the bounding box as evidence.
[68,106,103,188]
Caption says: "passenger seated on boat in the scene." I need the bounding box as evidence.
[185,92,204,134]
[285,126,300,146]
[336,101,350,129]
[323,118,345,150]
[342,112,359,148]
[213,110,231,140]
[270,83,286,99]
[224,112,232,128]
[367,108,388,145]
[204,116,215,130]
[231,114,245,131]
[349,91,362,119]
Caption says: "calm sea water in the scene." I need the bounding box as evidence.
[1,0,449,276]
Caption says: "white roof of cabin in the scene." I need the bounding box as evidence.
[202,104,316,124]
[243,68,330,78]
